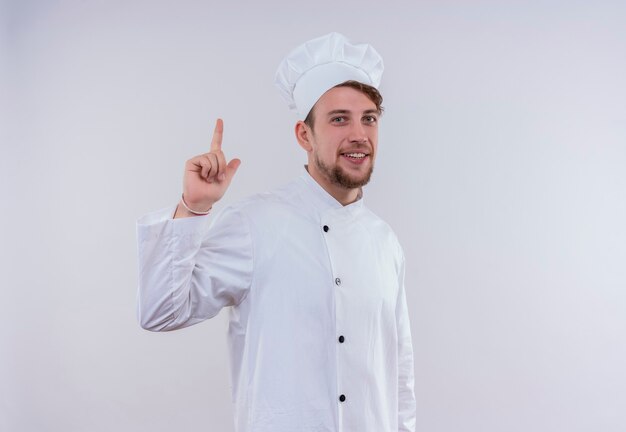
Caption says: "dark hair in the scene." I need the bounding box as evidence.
[303,80,384,129]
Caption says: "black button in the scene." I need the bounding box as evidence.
[338,335,345,343]
[335,277,341,286]
[339,394,346,402]
[323,225,329,232]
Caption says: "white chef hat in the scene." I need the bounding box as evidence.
[274,32,384,119]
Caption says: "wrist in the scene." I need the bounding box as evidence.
[175,195,213,218]
[173,203,200,219]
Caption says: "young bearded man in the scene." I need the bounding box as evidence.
[137,33,416,432]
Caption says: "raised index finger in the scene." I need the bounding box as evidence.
[210,118,224,151]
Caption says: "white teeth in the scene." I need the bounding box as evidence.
[344,153,366,158]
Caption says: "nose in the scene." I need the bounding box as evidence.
[348,121,368,144]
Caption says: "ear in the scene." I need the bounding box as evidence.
[295,120,313,152]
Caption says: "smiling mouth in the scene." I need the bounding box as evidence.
[341,152,368,159]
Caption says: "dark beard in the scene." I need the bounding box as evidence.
[314,153,374,189]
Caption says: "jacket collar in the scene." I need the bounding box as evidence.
[298,165,364,216]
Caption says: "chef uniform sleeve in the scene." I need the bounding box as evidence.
[136,204,253,331]
[397,254,417,432]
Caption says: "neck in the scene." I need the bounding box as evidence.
[305,165,361,206]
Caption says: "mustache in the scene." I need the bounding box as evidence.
[338,143,372,154]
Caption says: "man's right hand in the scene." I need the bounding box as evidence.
[174,118,241,218]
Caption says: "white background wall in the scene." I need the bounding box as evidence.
[2,0,625,431]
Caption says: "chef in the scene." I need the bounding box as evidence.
[137,32,416,432]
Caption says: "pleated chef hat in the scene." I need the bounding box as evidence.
[274,32,384,119]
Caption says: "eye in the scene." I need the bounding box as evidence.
[331,116,346,123]
[363,115,378,124]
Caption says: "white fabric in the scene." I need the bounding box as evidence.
[136,168,416,432]
[274,32,384,118]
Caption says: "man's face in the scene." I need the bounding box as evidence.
[306,86,379,190]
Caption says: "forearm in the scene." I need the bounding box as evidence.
[397,333,416,432]
[137,206,207,331]
[396,256,416,432]
[136,204,253,332]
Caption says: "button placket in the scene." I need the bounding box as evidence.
[323,213,349,416]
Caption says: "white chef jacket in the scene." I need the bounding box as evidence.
[136,167,416,432]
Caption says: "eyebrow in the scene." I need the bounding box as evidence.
[325,109,380,116]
